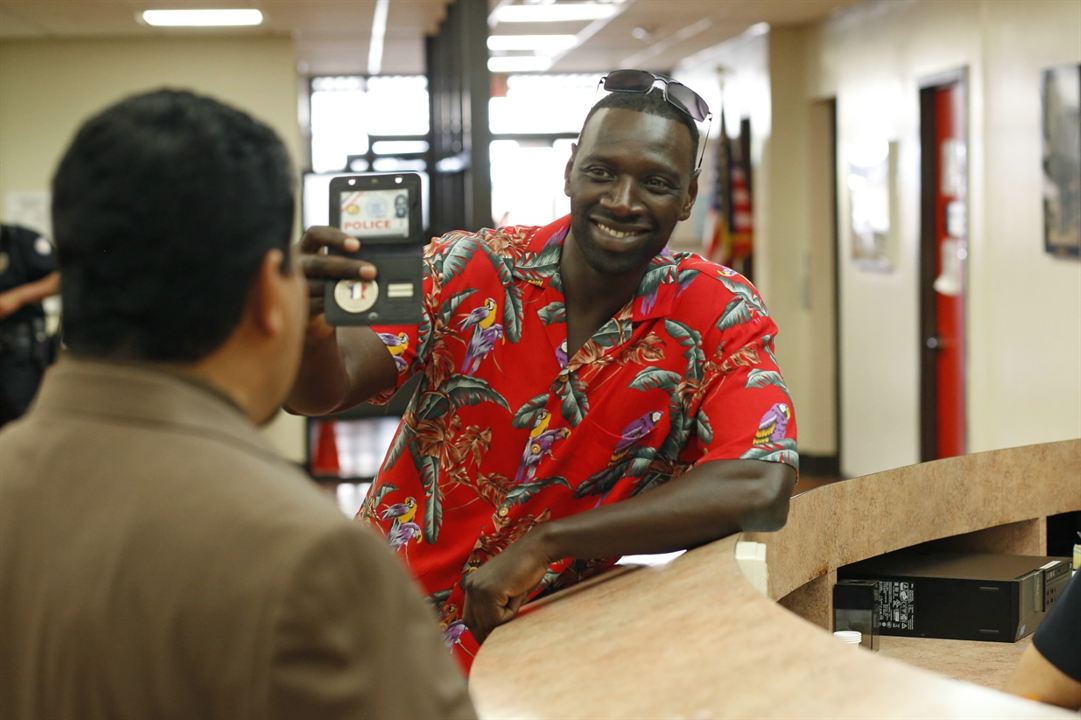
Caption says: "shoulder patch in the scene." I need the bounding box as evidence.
[34,236,53,256]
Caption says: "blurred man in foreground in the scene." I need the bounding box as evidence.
[0,89,474,720]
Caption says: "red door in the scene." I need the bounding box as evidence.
[929,82,967,458]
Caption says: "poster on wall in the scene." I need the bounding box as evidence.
[3,191,51,238]
[847,139,896,272]
[1041,64,1081,258]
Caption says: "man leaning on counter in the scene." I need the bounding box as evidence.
[288,69,799,671]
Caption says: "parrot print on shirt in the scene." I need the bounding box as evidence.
[458,297,503,374]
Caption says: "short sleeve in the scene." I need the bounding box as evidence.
[1033,572,1081,682]
[13,226,56,280]
[690,303,798,471]
[267,525,476,720]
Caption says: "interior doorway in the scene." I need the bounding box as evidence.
[919,73,969,461]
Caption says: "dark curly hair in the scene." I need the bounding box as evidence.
[52,89,295,361]
[581,83,700,174]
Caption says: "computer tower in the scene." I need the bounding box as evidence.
[838,550,1072,642]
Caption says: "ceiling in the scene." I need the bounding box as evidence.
[0,0,861,76]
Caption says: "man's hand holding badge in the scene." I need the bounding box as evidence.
[319,173,425,326]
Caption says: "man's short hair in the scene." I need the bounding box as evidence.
[580,87,700,174]
[52,89,295,362]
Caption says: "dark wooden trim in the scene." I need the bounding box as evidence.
[310,476,375,486]
[828,98,841,472]
[918,83,939,462]
[800,453,842,477]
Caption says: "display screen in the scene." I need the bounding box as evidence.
[338,188,410,238]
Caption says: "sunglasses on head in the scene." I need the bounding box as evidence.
[600,69,712,123]
[599,69,713,171]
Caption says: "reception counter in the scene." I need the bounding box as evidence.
[470,439,1080,718]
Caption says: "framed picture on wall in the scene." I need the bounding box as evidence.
[847,139,898,272]
[1041,64,1081,258]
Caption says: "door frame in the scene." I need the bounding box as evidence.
[826,98,841,474]
[799,97,841,477]
[918,68,969,462]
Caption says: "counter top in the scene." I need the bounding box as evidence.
[470,439,1080,718]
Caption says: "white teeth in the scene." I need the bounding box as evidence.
[596,222,636,239]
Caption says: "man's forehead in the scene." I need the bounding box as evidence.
[578,108,695,166]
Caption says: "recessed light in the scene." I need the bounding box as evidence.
[487,35,578,52]
[487,55,555,73]
[140,9,264,28]
[746,22,770,37]
[491,3,621,24]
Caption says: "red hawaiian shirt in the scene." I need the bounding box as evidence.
[359,215,797,672]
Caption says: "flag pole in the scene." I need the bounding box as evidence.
[704,65,733,266]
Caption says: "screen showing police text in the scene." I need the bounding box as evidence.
[338,189,410,238]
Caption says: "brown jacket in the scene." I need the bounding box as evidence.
[0,359,475,720]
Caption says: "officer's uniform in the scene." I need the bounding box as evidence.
[0,224,56,427]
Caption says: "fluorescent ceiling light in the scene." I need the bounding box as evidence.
[141,9,263,27]
[367,0,389,75]
[372,140,430,155]
[488,34,578,52]
[487,55,554,73]
[492,3,620,24]
[746,22,770,37]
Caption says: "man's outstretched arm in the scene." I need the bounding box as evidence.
[462,458,795,642]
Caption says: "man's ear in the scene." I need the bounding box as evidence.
[680,173,700,221]
[249,249,287,337]
[563,143,578,197]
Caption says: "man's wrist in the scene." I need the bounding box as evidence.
[528,520,566,564]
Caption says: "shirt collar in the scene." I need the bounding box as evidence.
[511,215,679,322]
[511,216,570,287]
[32,357,280,461]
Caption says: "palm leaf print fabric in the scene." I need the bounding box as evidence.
[358,216,797,671]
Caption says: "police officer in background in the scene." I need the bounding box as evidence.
[0,223,60,428]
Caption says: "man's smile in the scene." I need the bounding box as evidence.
[591,218,650,246]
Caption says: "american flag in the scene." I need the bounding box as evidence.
[729,116,754,279]
[703,104,732,265]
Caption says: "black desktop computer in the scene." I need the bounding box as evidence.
[838,550,1072,642]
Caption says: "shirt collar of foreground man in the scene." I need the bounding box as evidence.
[288,71,798,675]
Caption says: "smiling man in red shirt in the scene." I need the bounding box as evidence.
[289,72,798,671]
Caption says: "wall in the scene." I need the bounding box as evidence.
[807,0,1081,475]
[0,36,307,461]
[975,0,1081,452]
[681,0,1081,477]
[677,30,840,458]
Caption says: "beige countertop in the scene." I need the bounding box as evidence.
[877,635,1031,690]
[470,439,1080,719]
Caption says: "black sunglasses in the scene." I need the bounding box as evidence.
[600,69,712,123]
[599,69,713,171]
